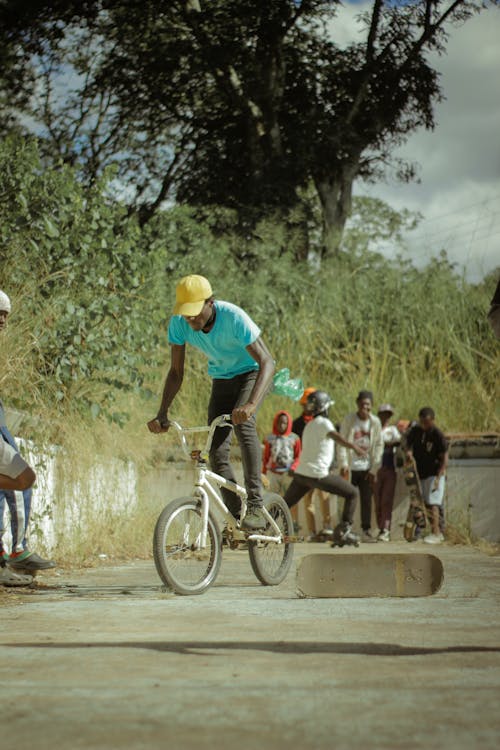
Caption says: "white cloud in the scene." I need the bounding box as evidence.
[333,3,500,281]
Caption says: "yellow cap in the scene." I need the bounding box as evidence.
[173,275,213,316]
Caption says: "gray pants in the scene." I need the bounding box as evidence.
[208,371,263,517]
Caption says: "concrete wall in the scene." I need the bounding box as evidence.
[1,438,138,555]
[139,458,500,543]
[2,447,498,554]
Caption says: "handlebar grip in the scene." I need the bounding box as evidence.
[215,414,233,427]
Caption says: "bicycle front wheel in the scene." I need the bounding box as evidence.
[153,497,222,595]
[248,493,294,586]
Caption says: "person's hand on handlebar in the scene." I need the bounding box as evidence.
[231,402,256,425]
[147,416,171,434]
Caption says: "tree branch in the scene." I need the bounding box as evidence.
[398,0,466,77]
[366,0,383,62]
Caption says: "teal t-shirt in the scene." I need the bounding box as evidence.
[168,300,261,379]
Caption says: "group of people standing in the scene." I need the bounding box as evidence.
[263,389,449,546]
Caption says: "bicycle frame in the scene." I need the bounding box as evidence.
[169,415,283,548]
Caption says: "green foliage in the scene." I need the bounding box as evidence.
[0,136,497,436]
[0,0,487,253]
[0,136,167,413]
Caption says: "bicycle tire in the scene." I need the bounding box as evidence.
[153,496,222,595]
[248,493,294,586]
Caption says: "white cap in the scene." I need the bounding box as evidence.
[0,290,11,313]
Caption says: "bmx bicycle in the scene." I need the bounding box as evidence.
[153,414,295,595]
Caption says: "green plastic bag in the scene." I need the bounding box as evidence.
[272,368,304,401]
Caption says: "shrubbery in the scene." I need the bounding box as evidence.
[0,136,498,437]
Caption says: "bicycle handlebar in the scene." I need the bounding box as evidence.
[168,414,233,459]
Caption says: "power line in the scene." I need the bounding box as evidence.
[406,194,500,226]
[407,210,500,243]
[405,226,500,260]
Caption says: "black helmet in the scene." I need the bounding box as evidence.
[307,390,334,416]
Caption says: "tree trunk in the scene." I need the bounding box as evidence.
[313,159,359,259]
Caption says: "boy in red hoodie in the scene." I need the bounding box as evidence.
[262,411,301,497]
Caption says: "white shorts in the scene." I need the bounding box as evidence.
[420,475,445,506]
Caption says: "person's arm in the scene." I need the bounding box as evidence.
[231,337,275,425]
[433,447,449,488]
[370,420,384,475]
[404,427,416,461]
[147,344,185,433]
[336,416,350,476]
[328,430,367,457]
[0,465,36,491]
[437,450,448,477]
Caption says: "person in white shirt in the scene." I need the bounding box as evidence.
[284,391,367,548]
[337,390,384,543]
[375,404,401,542]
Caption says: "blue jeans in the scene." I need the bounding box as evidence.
[0,426,32,554]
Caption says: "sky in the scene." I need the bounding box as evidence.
[335,2,500,282]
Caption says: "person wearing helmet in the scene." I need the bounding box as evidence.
[283,390,367,547]
[292,387,334,541]
[147,275,275,531]
[0,290,56,583]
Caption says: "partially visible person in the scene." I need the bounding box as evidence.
[262,411,301,497]
[375,404,401,542]
[0,436,37,586]
[337,390,384,543]
[0,290,56,576]
[292,387,316,439]
[284,391,367,548]
[405,407,448,545]
[487,277,500,339]
[292,387,332,541]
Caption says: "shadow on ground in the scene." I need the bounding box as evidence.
[5,641,500,656]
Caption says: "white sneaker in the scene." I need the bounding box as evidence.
[0,566,33,586]
[424,533,443,545]
[377,529,391,542]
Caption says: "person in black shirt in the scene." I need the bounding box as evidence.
[405,407,449,544]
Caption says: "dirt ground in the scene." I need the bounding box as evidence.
[1,541,499,750]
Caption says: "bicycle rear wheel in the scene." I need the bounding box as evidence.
[248,493,294,586]
[153,497,222,595]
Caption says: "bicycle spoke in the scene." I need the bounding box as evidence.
[155,503,219,591]
[248,495,294,585]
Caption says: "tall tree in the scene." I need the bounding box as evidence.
[0,1,494,253]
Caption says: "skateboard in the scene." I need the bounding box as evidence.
[402,457,429,542]
[296,553,444,597]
